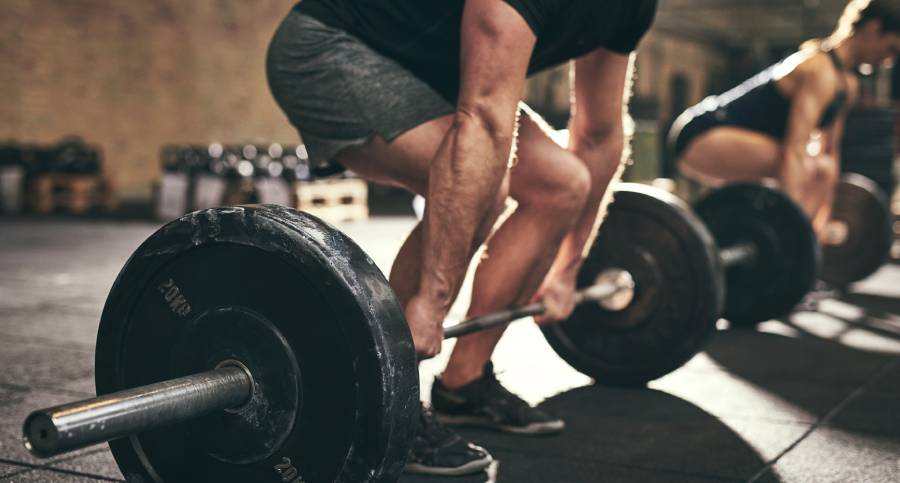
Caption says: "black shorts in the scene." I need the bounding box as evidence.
[666,100,728,161]
[266,12,454,165]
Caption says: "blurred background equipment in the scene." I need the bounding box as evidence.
[0,137,115,215]
[152,142,367,223]
[1,0,899,259]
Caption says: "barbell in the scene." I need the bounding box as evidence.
[21,183,818,482]
[820,173,893,287]
[690,183,819,327]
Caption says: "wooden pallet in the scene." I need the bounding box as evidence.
[887,184,900,261]
[294,178,368,223]
[28,174,116,214]
[0,166,26,213]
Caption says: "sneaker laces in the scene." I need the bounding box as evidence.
[418,405,459,444]
[479,370,531,412]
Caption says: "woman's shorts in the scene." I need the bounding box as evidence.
[666,101,728,161]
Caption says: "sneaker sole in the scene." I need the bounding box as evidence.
[404,455,494,476]
[436,413,566,435]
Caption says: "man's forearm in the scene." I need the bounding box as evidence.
[548,135,627,278]
[419,114,513,310]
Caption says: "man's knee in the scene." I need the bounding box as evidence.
[561,161,593,210]
[519,153,591,215]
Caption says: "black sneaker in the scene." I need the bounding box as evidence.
[404,404,493,476]
[432,362,565,435]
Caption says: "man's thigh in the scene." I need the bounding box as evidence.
[334,114,454,195]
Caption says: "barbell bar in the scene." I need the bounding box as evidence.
[22,226,762,460]
[25,364,253,459]
[691,183,819,327]
[820,173,893,287]
[447,231,756,340]
[443,269,636,339]
[23,271,637,459]
[19,183,819,482]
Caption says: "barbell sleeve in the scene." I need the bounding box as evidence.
[23,365,252,458]
[719,241,757,269]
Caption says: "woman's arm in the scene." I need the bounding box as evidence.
[781,58,842,217]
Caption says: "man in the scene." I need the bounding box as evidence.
[669,0,900,240]
[268,0,657,476]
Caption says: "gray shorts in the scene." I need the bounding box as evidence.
[266,11,455,165]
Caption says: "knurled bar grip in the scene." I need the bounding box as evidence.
[443,274,630,339]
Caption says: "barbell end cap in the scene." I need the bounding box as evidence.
[589,269,637,312]
[23,411,60,459]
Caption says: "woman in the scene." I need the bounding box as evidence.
[669,0,900,238]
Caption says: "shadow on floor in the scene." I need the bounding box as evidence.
[402,386,772,483]
[706,318,898,437]
[838,291,900,322]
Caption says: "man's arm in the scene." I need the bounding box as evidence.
[545,49,634,281]
[409,0,536,356]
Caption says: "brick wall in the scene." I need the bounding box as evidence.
[1,2,730,200]
[634,32,730,122]
[1,0,300,200]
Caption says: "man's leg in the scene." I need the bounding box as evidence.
[388,190,510,307]
[677,126,782,185]
[334,116,510,307]
[431,115,590,434]
[335,115,510,475]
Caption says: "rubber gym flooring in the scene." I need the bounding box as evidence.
[0,216,897,482]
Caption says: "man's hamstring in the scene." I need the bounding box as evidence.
[334,114,455,195]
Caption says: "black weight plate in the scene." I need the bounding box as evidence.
[95,206,418,483]
[170,306,302,465]
[694,184,819,327]
[821,174,893,286]
[542,184,723,386]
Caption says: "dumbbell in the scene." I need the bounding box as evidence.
[281,145,312,182]
[819,173,893,287]
[261,144,286,179]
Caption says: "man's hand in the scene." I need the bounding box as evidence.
[533,270,579,326]
[405,295,445,359]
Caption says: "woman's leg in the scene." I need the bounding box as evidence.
[676,126,782,185]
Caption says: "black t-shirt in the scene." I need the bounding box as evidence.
[295,0,657,101]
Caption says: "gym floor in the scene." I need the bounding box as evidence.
[0,215,898,483]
